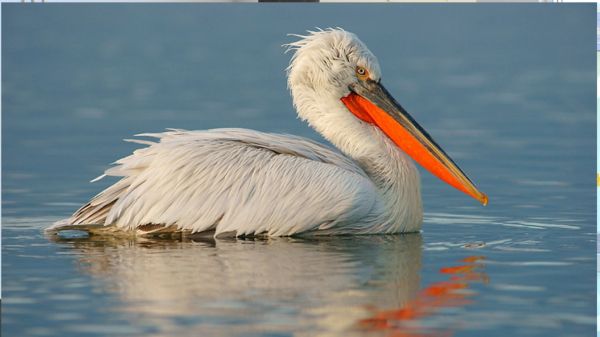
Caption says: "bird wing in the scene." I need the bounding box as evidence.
[58,128,380,236]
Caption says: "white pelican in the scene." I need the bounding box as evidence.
[48,28,487,238]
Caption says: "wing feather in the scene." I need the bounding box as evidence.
[56,128,379,236]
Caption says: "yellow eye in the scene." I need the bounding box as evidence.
[356,66,369,79]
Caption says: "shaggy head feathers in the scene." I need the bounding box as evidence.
[285,28,381,97]
[282,28,385,160]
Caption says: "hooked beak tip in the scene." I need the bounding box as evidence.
[479,193,489,206]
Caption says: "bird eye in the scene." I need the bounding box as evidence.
[355,66,369,79]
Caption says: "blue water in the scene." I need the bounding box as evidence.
[2,5,596,337]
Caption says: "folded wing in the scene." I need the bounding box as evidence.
[52,128,380,237]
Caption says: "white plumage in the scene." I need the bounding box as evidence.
[49,28,486,237]
[50,127,420,236]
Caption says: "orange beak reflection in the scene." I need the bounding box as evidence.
[358,255,489,336]
[341,80,487,205]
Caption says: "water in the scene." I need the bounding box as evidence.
[2,5,596,337]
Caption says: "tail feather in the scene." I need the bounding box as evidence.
[68,178,130,226]
[46,218,185,238]
[45,219,106,233]
[47,133,164,236]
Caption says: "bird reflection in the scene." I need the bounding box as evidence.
[358,256,488,337]
[48,233,487,337]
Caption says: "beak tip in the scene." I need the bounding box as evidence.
[479,193,489,206]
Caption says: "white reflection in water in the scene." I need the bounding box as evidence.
[48,233,488,337]
[425,212,581,231]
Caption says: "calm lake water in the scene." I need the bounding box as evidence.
[2,5,596,337]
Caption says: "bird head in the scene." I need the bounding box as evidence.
[286,28,381,99]
[285,28,487,206]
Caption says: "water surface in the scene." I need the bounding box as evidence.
[2,5,596,337]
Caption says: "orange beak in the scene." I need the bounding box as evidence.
[341,79,488,205]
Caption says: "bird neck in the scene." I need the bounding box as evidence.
[292,88,423,232]
[352,133,423,233]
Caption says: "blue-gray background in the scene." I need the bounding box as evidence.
[2,4,596,337]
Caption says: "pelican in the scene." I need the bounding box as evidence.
[48,28,487,238]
